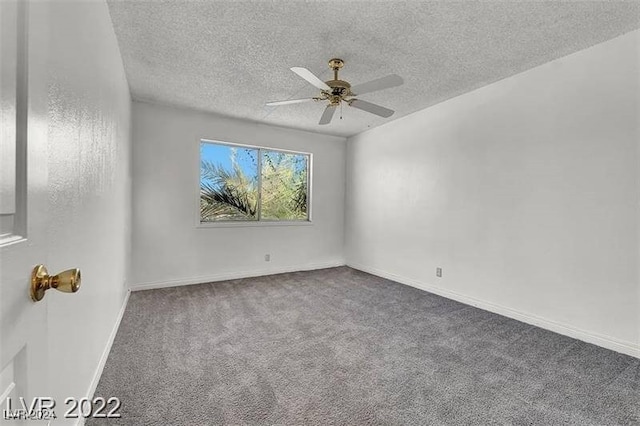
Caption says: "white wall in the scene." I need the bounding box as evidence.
[345,31,640,357]
[131,102,346,289]
[43,0,131,418]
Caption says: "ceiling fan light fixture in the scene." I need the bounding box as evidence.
[266,58,403,125]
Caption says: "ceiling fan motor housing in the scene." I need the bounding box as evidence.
[325,79,351,98]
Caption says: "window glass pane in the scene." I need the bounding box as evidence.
[260,150,308,221]
[200,143,258,221]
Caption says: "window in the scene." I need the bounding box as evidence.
[199,140,310,223]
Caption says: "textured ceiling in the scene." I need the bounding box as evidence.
[107,1,640,137]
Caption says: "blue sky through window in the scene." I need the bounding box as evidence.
[200,142,258,187]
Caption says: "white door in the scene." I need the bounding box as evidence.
[0,0,53,423]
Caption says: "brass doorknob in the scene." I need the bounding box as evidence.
[30,264,81,302]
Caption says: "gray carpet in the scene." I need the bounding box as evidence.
[90,267,639,425]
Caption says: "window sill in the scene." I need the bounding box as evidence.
[197,220,313,229]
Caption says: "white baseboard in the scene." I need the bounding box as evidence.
[130,261,346,292]
[77,288,131,426]
[348,262,640,359]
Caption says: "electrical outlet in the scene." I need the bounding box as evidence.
[436,267,442,277]
[265,254,271,262]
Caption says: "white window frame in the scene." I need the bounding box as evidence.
[196,139,313,228]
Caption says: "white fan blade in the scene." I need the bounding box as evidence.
[349,99,394,118]
[266,98,315,106]
[291,67,331,91]
[350,74,403,96]
[319,105,336,125]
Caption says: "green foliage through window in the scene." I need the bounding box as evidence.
[200,141,310,222]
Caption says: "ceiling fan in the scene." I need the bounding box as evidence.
[266,58,403,125]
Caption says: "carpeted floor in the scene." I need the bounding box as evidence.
[90,267,639,425]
